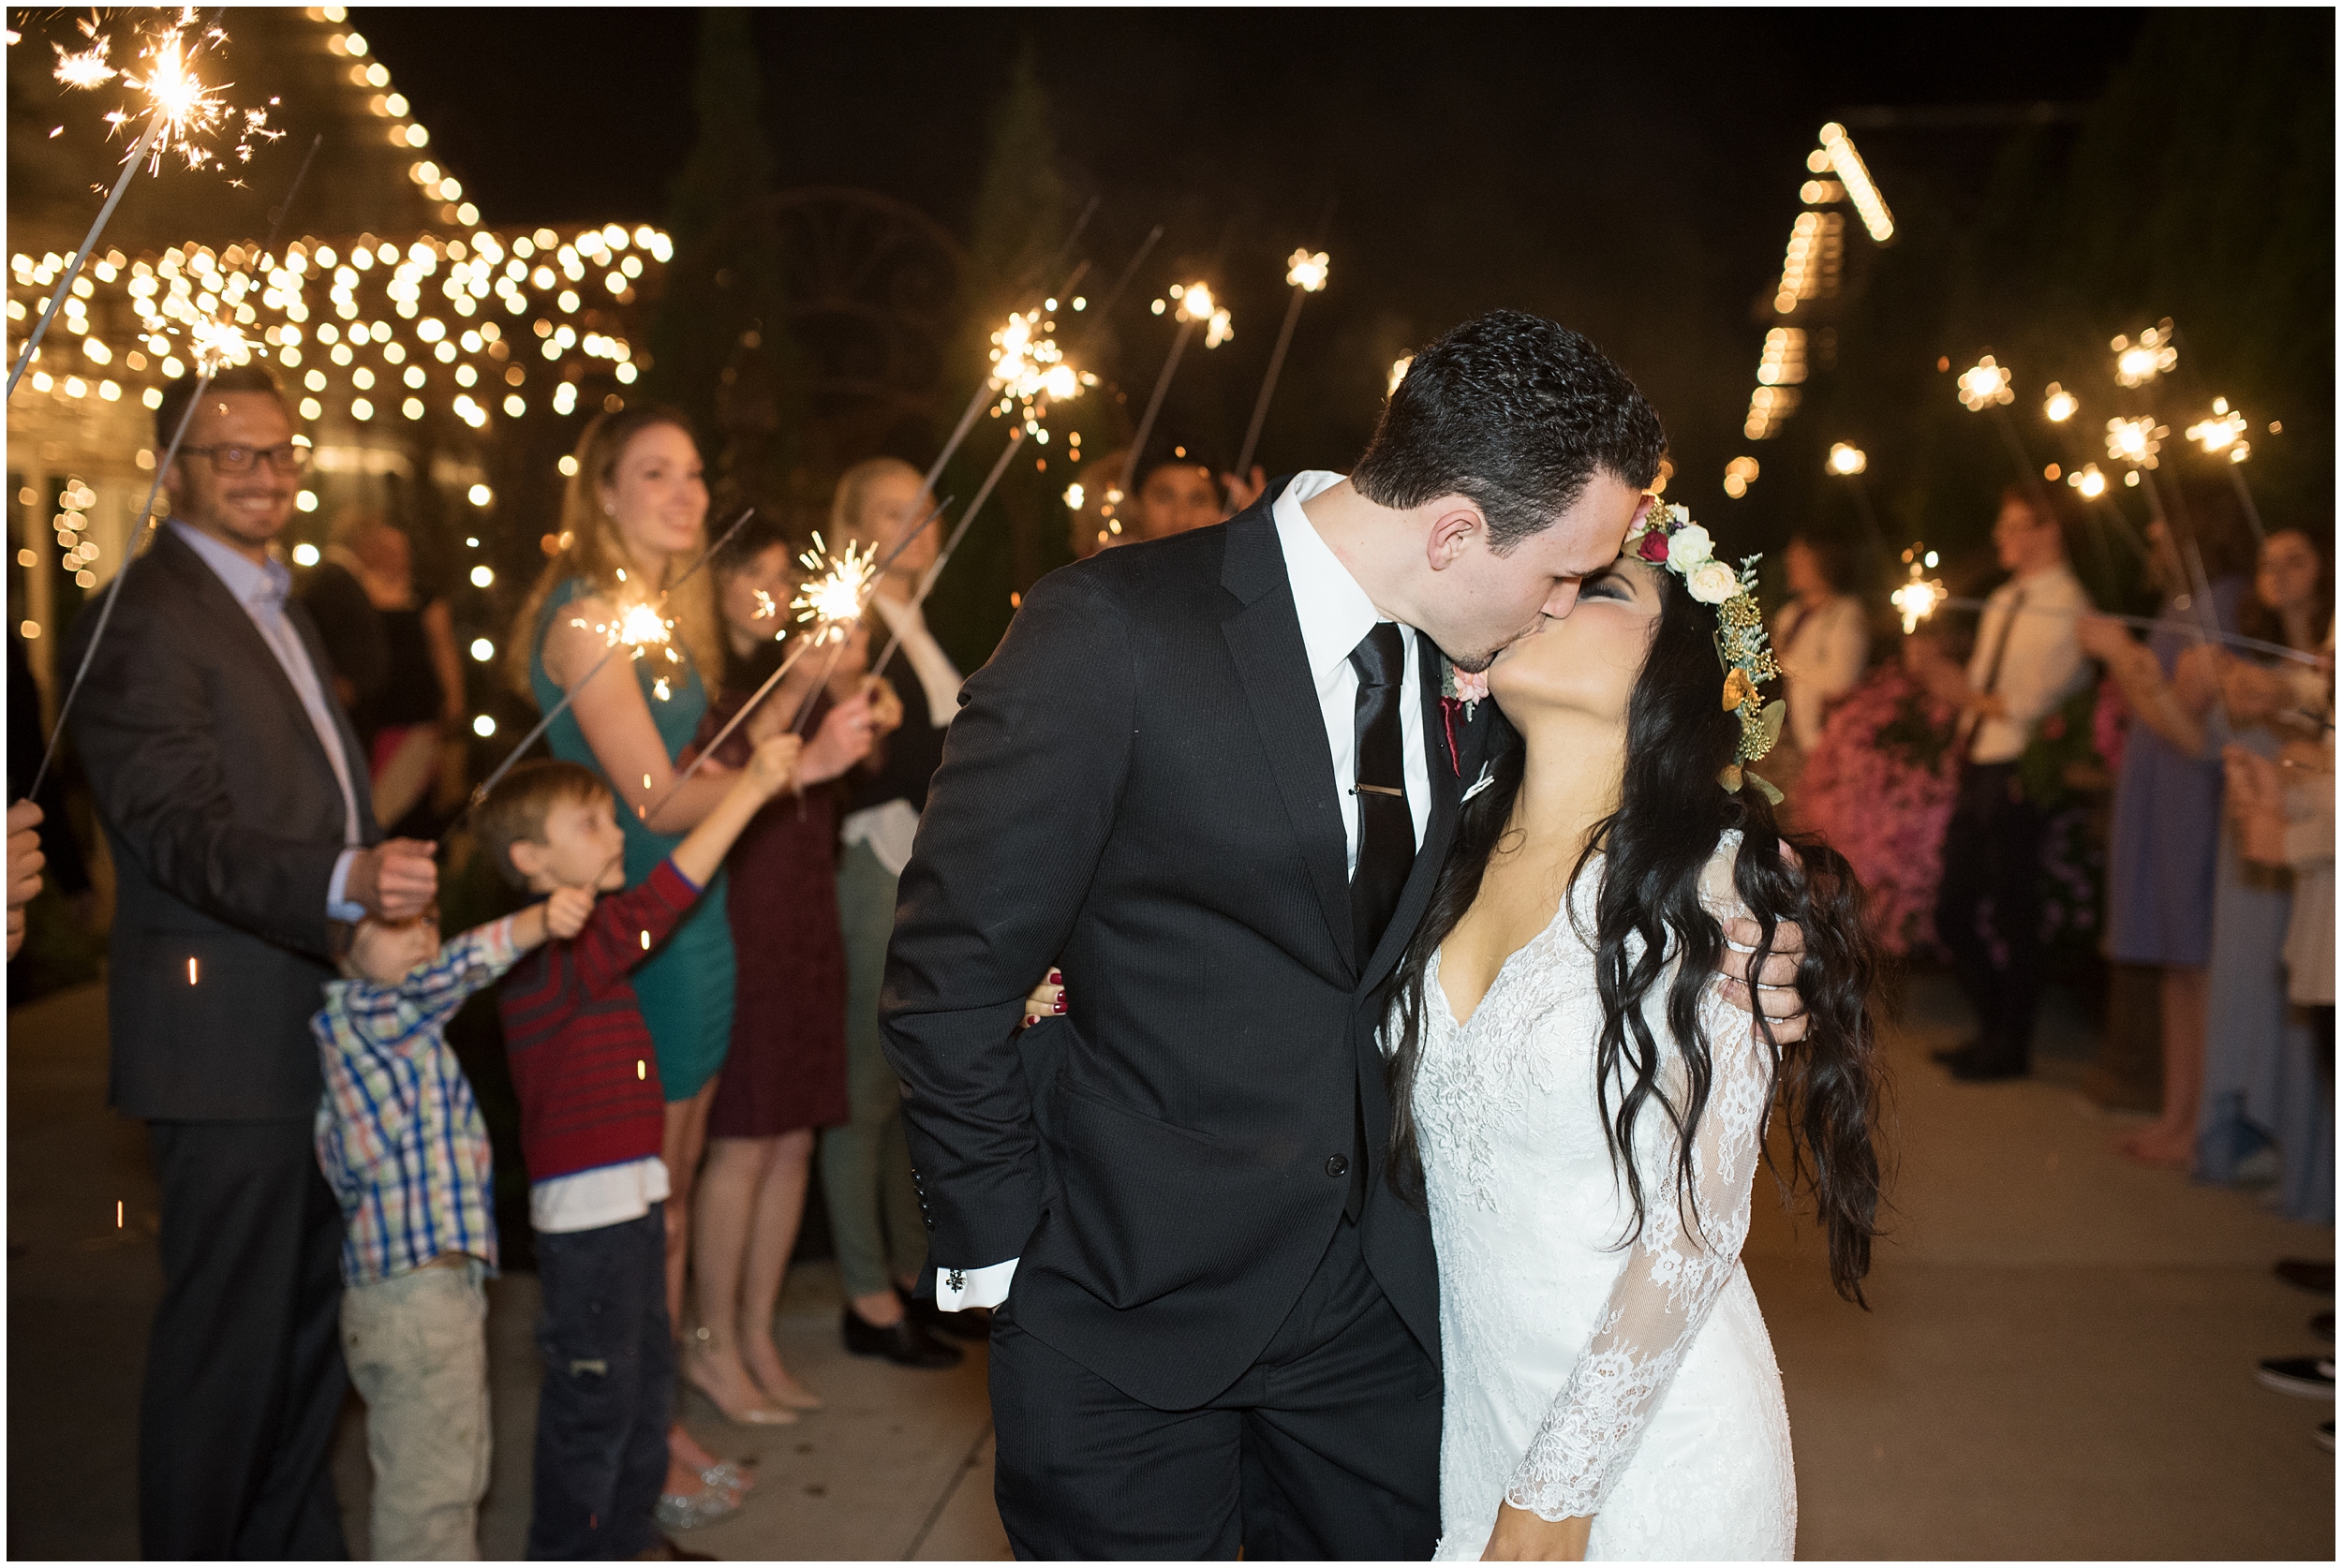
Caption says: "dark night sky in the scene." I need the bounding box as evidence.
[355,7,2148,487]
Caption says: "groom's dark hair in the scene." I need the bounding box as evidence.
[1353,311,1666,554]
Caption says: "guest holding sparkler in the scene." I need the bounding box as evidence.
[826,458,981,1366]
[508,404,767,1507]
[2168,526,2331,1204]
[684,517,889,1422]
[1906,487,2092,1082]
[1768,526,1871,811]
[6,797,42,960]
[65,365,438,1557]
[2075,492,2252,1164]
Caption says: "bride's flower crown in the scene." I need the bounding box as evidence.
[1625,502,1788,798]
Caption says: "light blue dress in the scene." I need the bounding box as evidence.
[529,579,734,1101]
[2194,711,2318,1206]
[2105,580,2243,967]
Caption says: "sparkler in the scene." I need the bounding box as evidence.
[20,121,322,800]
[1122,281,1232,497]
[1929,596,2325,669]
[1958,352,2069,544]
[7,10,277,400]
[656,497,951,810]
[2187,396,2266,543]
[451,508,760,835]
[1235,248,1331,479]
[2111,322,2177,389]
[1890,546,1946,635]
[1388,356,1414,398]
[1825,442,1884,543]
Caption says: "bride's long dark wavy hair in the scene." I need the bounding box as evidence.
[1386,566,1885,1304]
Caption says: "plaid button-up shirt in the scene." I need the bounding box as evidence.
[314,916,521,1284]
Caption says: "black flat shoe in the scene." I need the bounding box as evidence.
[840,1307,963,1369]
[1930,1037,1986,1066]
[2276,1258,2335,1295]
[898,1284,993,1342]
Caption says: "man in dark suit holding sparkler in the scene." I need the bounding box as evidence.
[65,365,437,1558]
[883,313,1802,1557]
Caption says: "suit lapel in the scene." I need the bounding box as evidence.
[157,529,361,833]
[1220,495,1357,976]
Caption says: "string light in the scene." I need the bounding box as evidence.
[1817,122,1893,241]
[1722,455,1760,499]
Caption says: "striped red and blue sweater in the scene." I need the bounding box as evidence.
[497,859,698,1184]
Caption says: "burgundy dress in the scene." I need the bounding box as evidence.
[701,674,851,1138]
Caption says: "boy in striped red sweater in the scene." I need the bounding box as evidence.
[475,737,798,1560]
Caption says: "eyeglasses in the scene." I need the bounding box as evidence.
[182,442,312,475]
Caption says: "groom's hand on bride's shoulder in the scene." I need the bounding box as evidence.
[1717,915,1807,1043]
[1482,1504,1591,1561]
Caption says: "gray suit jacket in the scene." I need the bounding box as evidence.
[64,525,379,1121]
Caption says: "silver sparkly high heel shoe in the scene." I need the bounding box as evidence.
[653,1480,743,1532]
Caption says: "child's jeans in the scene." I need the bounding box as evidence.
[341,1257,493,1560]
[526,1208,674,1561]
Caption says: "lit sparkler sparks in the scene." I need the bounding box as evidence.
[987,309,1091,436]
[63,16,281,176]
[2066,462,2110,499]
[1827,442,1867,476]
[1173,281,1233,348]
[2111,321,2177,389]
[1285,249,1330,292]
[791,533,878,636]
[2042,382,2079,423]
[2105,415,2167,469]
[2186,397,2251,464]
[1388,355,1414,398]
[1890,547,1946,634]
[1956,355,2015,411]
[186,313,252,373]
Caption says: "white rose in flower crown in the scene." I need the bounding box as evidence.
[1668,523,1713,565]
[1686,559,1741,604]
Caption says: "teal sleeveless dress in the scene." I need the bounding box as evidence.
[530,579,735,1101]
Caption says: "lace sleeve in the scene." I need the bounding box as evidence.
[1504,963,1771,1521]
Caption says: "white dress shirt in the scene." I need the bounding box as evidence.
[938,470,1433,1312]
[171,521,368,920]
[1964,560,2092,764]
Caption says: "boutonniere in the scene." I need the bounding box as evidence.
[1435,658,1488,778]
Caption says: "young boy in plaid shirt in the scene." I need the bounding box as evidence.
[313,881,593,1558]
[476,734,801,1560]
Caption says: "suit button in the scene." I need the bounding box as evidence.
[1325,1154,1350,1178]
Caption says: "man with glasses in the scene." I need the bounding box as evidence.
[61,364,438,1557]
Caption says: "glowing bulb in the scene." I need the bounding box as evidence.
[472,715,497,737]
[291,542,319,567]
[469,564,495,587]
[469,638,494,662]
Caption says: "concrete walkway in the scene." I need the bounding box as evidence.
[7,971,2332,1560]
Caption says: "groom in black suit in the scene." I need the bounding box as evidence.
[883,313,1669,1557]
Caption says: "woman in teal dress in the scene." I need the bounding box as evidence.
[511,403,777,1517]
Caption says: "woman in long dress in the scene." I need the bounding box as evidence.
[1384,509,1885,1561]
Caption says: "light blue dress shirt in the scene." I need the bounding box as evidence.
[169,520,367,921]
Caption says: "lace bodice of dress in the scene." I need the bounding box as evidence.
[1413,835,1775,1531]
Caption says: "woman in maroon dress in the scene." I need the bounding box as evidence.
[686,518,896,1420]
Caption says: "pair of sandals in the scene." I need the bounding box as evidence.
[655,1460,756,1532]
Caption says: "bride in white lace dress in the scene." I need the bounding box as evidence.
[1386,510,1885,1561]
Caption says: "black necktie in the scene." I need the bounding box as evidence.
[1957,586,2025,762]
[1349,622,1415,964]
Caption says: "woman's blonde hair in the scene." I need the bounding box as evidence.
[508,404,726,696]
[829,455,927,541]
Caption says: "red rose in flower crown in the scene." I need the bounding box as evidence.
[1637,529,1669,564]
